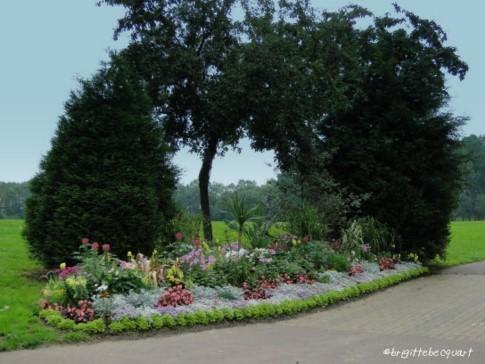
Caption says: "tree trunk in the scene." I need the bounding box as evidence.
[199,140,218,241]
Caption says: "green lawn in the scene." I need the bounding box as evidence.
[0,220,58,351]
[436,220,485,266]
[0,219,484,351]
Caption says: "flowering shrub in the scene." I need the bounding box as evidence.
[181,248,216,270]
[156,285,194,307]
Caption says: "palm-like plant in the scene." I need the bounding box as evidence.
[225,193,261,244]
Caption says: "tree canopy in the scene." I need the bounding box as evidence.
[99,0,256,241]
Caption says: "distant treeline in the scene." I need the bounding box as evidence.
[2,134,485,220]
[0,182,30,218]
[454,135,485,220]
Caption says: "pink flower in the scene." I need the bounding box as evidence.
[102,244,110,252]
[175,232,184,241]
[91,242,99,251]
[193,239,201,248]
[81,238,89,245]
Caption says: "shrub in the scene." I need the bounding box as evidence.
[325,253,351,272]
[287,204,327,241]
[24,58,177,266]
[215,256,255,287]
[244,219,273,248]
[291,242,332,271]
[359,217,395,255]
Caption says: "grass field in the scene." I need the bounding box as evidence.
[0,220,58,351]
[436,220,485,266]
[0,219,484,351]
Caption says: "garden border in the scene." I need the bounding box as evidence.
[38,266,428,335]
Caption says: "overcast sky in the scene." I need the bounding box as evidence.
[1,0,483,184]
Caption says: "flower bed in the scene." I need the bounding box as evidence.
[38,236,427,335]
[40,265,427,334]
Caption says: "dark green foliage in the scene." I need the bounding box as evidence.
[318,7,468,260]
[186,266,228,288]
[454,135,485,220]
[290,242,332,272]
[243,4,467,260]
[100,0,261,241]
[215,257,255,287]
[24,58,177,266]
[358,217,395,255]
[287,204,327,241]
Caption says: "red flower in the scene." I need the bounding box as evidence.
[193,239,201,248]
[81,238,89,245]
[102,244,110,253]
[91,242,100,251]
[175,232,184,241]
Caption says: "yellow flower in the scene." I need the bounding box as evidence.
[59,263,66,270]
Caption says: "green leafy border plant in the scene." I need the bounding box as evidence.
[39,267,428,334]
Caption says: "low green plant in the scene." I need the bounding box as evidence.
[41,278,67,305]
[341,220,364,258]
[326,252,351,272]
[186,266,228,288]
[290,242,332,271]
[215,287,240,300]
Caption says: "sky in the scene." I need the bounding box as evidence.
[1,1,484,185]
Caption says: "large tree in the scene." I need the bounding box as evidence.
[99,0,266,241]
[316,6,468,259]
[25,58,177,266]
[243,3,468,259]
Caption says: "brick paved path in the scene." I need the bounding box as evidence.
[2,263,485,364]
